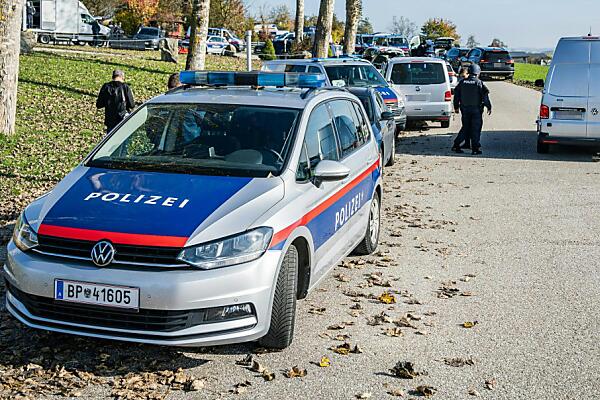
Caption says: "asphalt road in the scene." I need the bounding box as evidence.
[2,81,600,399]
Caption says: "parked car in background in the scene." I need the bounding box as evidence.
[348,87,401,167]
[374,34,410,54]
[262,58,407,132]
[273,32,295,54]
[362,46,379,62]
[446,62,458,92]
[535,36,600,153]
[208,27,244,52]
[133,26,166,50]
[206,35,229,54]
[385,57,452,128]
[371,48,406,71]
[445,47,470,71]
[356,34,375,54]
[434,37,456,51]
[462,47,515,80]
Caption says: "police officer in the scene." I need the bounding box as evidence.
[451,64,492,155]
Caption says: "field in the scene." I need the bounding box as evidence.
[0,48,259,229]
[514,62,550,85]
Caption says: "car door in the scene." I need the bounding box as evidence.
[294,103,345,281]
[587,41,600,138]
[80,14,92,36]
[327,100,378,260]
[373,92,394,163]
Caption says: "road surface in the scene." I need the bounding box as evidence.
[1,81,599,399]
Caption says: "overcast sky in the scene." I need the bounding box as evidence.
[252,0,600,49]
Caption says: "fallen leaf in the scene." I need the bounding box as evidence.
[378,292,397,304]
[387,388,405,397]
[462,321,478,328]
[331,342,351,355]
[351,344,364,354]
[308,307,326,315]
[444,357,475,367]
[319,356,331,367]
[415,385,437,397]
[356,392,372,399]
[484,378,497,390]
[261,370,275,381]
[383,327,403,337]
[284,366,307,378]
[391,361,420,379]
[468,387,480,396]
[250,360,265,373]
[235,354,253,366]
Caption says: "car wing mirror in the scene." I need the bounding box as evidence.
[534,79,545,88]
[381,111,395,121]
[313,160,350,187]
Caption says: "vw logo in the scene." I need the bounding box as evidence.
[592,108,599,116]
[91,241,116,267]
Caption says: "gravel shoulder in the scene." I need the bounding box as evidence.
[1,81,599,399]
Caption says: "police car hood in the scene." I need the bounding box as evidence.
[29,166,284,248]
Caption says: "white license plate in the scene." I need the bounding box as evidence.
[54,280,139,310]
[494,63,504,68]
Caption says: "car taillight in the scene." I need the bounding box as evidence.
[449,71,455,76]
[444,91,452,101]
[506,59,514,64]
[479,59,487,63]
[540,104,550,119]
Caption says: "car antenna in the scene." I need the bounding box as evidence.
[589,27,593,37]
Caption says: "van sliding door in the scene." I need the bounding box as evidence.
[587,41,600,138]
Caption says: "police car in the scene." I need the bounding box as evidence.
[262,58,406,131]
[5,71,383,349]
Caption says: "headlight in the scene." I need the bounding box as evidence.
[13,212,38,251]
[177,227,273,270]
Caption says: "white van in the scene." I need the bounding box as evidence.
[536,36,600,153]
[384,57,452,127]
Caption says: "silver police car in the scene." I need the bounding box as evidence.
[5,71,383,349]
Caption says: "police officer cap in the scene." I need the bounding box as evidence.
[468,64,481,76]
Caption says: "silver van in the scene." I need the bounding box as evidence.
[536,36,600,153]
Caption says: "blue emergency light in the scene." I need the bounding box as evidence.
[179,71,327,89]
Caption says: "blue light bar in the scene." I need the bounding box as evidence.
[179,71,326,89]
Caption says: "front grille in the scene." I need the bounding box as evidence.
[7,282,251,333]
[35,235,185,267]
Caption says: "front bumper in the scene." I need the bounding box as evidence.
[3,241,280,346]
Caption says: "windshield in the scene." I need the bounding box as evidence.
[324,65,387,88]
[88,104,301,178]
[138,28,158,36]
[388,37,408,47]
[374,37,388,46]
[390,62,446,85]
[362,35,374,45]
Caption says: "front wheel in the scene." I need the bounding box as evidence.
[259,245,298,349]
[353,192,381,256]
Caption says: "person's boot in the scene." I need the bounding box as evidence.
[451,145,464,153]
[472,148,482,155]
[461,142,471,149]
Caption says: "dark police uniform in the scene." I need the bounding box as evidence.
[96,81,135,133]
[452,75,492,153]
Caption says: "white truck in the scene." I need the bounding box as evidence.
[23,0,109,45]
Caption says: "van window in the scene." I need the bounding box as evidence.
[548,64,589,97]
[285,64,307,73]
[591,41,600,64]
[390,62,445,85]
[329,100,362,158]
[588,64,600,96]
[308,66,322,74]
[553,41,590,64]
[304,104,339,172]
[483,51,511,62]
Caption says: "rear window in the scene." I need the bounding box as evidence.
[388,37,408,47]
[390,62,446,85]
[324,64,387,87]
[548,64,589,97]
[138,28,158,36]
[483,51,511,61]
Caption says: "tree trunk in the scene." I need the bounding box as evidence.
[343,0,361,55]
[185,0,210,70]
[293,0,304,48]
[0,0,24,135]
[313,0,335,58]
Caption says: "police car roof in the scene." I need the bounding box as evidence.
[149,86,351,109]
[265,58,370,65]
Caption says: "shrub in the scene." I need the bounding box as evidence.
[260,38,276,61]
[114,9,143,36]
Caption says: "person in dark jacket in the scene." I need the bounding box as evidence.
[96,70,135,133]
[451,64,492,155]
[455,67,472,149]
[91,20,102,47]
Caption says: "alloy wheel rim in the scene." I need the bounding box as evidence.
[369,197,380,244]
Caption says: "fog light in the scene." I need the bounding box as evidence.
[204,303,253,322]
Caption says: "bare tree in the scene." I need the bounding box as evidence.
[466,35,479,48]
[313,0,335,58]
[293,0,304,47]
[0,0,24,135]
[389,16,417,38]
[186,0,211,70]
[343,0,361,55]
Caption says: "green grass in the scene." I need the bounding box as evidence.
[0,49,259,224]
[514,63,550,84]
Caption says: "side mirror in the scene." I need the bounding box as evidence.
[381,111,395,121]
[535,79,545,88]
[313,160,350,186]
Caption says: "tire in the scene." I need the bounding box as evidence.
[386,136,395,167]
[259,245,298,349]
[353,192,381,256]
[537,140,549,154]
[441,120,450,128]
[39,35,51,45]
